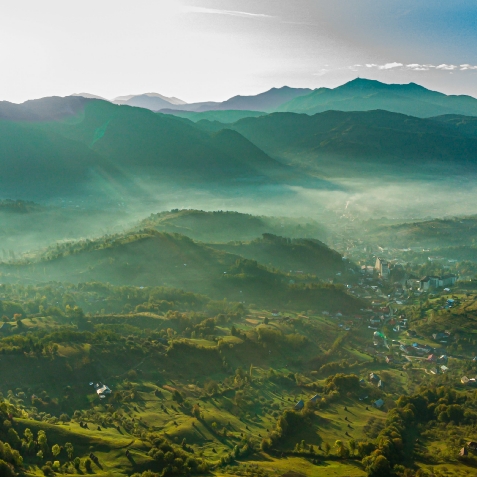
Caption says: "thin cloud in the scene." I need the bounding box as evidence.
[436,64,457,70]
[184,6,274,19]
[354,62,477,72]
[378,62,403,70]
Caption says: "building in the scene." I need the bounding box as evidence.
[361,265,375,276]
[369,373,380,384]
[373,399,385,409]
[0,322,13,333]
[309,394,321,403]
[468,441,477,451]
[375,258,390,279]
[433,332,450,342]
[420,274,457,291]
[94,383,111,395]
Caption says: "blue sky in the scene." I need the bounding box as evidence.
[1,0,476,102]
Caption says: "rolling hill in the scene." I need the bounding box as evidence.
[1,230,362,312]
[276,78,477,117]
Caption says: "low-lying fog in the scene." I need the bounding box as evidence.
[2,173,477,257]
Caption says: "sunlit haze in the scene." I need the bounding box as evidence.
[1,0,477,103]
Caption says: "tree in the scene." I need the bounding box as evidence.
[334,440,348,458]
[324,442,331,455]
[367,455,391,477]
[0,460,14,477]
[65,442,74,460]
[349,439,356,457]
[38,430,49,455]
[52,444,61,458]
[7,428,21,449]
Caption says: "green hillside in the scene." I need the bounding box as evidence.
[209,233,346,277]
[1,230,362,313]
[276,78,477,117]
[136,209,328,243]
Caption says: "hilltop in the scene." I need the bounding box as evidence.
[135,209,328,243]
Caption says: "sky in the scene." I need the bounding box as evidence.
[1,0,476,103]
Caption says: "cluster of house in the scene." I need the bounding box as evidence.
[399,342,434,356]
[294,394,321,410]
[419,274,457,291]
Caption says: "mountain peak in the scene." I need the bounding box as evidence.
[341,77,429,92]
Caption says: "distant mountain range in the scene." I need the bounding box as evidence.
[71,79,477,117]
[159,86,313,113]
[112,92,187,110]
[72,86,312,113]
[2,79,477,201]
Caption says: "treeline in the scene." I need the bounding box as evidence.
[0,282,212,318]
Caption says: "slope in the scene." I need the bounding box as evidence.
[277,78,477,118]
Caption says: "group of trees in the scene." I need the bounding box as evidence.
[146,435,208,474]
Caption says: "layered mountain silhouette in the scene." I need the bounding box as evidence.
[276,78,477,117]
[157,86,312,113]
[0,97,294,199]
[69,80,477,117]
[2,79,477,201]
